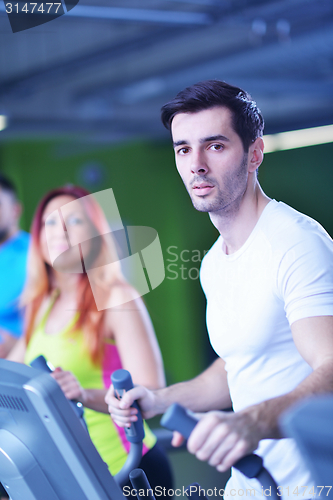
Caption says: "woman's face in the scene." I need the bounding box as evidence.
[40,194,94,272]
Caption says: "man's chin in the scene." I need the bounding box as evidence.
[190,199,213,213]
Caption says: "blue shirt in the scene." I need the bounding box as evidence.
[0,230,30,338]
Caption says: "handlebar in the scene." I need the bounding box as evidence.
[111,369,145,487]
[160,403,279,499]
[29,355,87,428]
[111,369,145,443]
[30,360,145,487]
[129,469,156,500]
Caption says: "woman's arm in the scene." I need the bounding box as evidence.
[54,284,166,413]
[6,336,26,363]
[105,284,166,390]
[51,367,109,413]
[6,300,48,363]
[0,329,20,358]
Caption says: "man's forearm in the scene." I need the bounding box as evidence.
[153,358,232,415]
[242,359,333,440]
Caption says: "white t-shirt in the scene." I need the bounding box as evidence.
[200,200,333,499]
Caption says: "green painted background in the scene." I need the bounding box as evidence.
[1,138,332,384]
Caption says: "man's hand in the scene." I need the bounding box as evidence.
[105,384,159,426]
[186,410,261,472]
[171,431,186,448]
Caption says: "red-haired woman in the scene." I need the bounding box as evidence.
[8,185,173,490]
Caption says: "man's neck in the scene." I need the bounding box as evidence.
[209,182,271,255]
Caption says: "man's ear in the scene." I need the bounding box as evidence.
[248,137,264,172]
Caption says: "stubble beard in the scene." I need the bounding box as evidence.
[188,153,249,216]
[0,228,10,244]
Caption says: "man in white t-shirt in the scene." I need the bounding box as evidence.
[106,80,333,498]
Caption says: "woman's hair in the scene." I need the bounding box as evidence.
[22,185,122,365]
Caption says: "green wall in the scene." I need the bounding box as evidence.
[1,138,218,384]
[259,142,333,237]
[1,138,332,383]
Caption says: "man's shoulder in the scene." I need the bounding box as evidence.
[12,230,30,250]
[0,230,30,256]
[201,236,222,262]
[261,201,332,250]
[17,229,30,246]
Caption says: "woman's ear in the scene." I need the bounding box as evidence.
[248,137,264,172]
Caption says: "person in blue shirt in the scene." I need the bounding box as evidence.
[0,173,30,358]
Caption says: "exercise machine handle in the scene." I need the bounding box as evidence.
[111,369,145,487]
[30,355,86,425]
[161,403,279,498]
[111,369,145,443]
[160,403,263,477]
[129,469,156,500]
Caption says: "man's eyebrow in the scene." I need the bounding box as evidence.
[173,135,230,147]
[200,135,230,143]
[173,140,187,148]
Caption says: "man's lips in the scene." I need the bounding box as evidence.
[192,183,215,195]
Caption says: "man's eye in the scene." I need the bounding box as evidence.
[177,147,190,155]
[210,144,223,151]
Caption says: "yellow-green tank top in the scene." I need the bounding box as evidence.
[25,300,156,475]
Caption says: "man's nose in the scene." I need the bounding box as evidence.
[191,151,208,175]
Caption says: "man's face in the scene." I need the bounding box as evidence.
[0,188,19,243]
[171,106,250,215]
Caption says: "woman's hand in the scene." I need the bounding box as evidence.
[51,367,86,403]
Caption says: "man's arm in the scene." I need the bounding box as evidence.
[187,315,333,472]
[155,357,232,413]
[105,357,231,423]
[245,315,333,439]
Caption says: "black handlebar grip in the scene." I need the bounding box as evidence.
[160,402,197,439]
[111,369,145,443]
[30,355,52,372]
[160,403,263,479]
[185,483,208,500]
[129,469,156,499]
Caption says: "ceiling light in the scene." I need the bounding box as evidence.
[264,124,333,153]
[0,115,8,132]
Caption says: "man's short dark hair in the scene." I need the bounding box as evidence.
[0,173,17,199]
[161,80,264,152]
